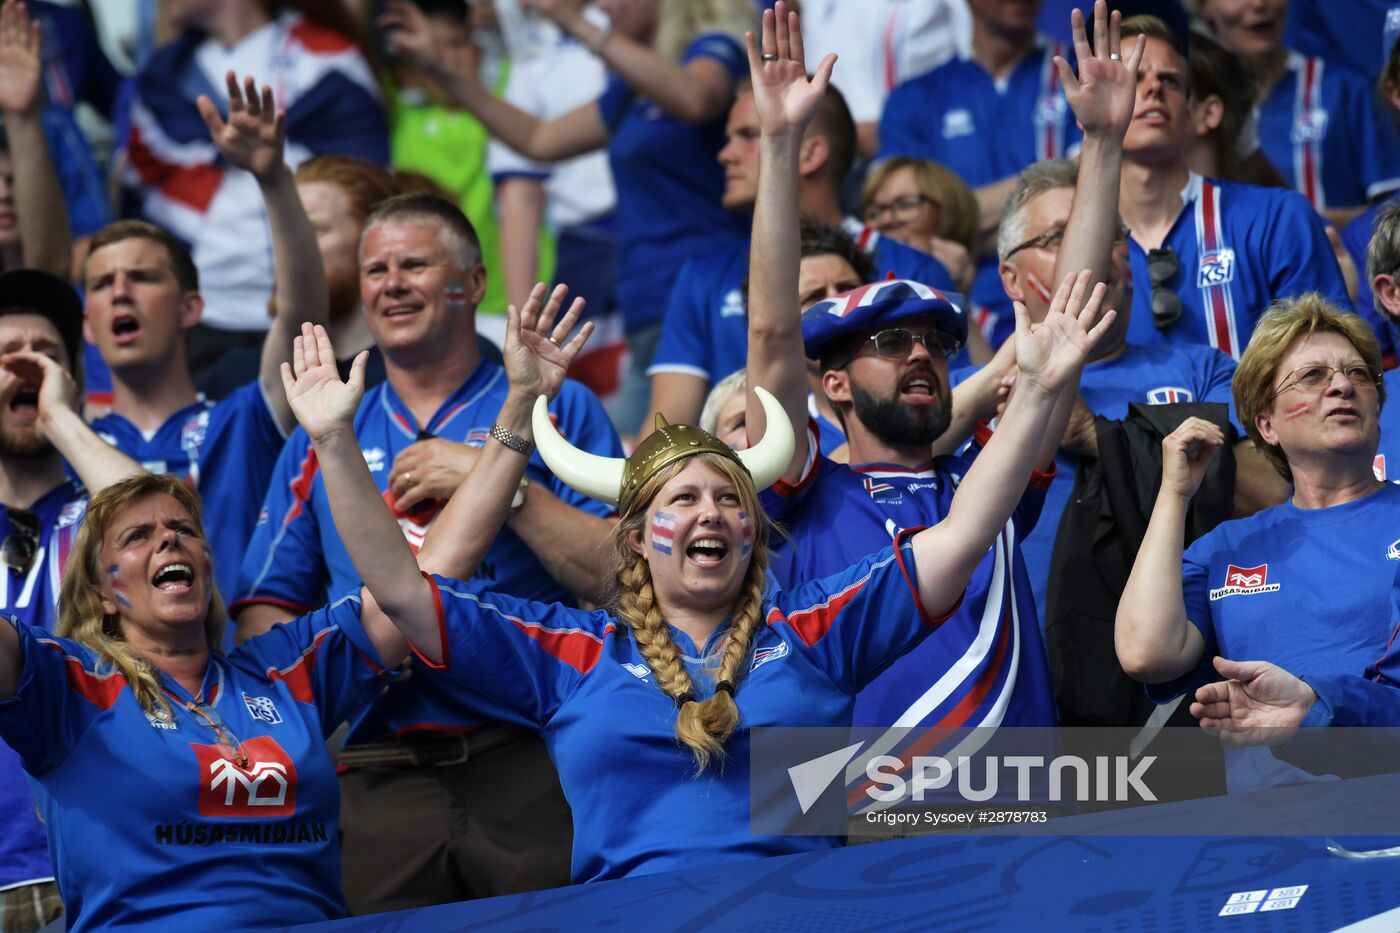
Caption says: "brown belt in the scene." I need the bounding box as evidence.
[336,724,528,770]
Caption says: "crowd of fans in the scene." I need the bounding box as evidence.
[0,0,1399,928]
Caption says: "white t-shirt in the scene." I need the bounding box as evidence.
[488,1,616,229]
[800,0,972,124]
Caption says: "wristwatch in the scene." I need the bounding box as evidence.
[510,475,530,513]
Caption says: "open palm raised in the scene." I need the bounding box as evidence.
[745,1,837,137]
[281,323,368,445]
[1013,270,1116,396]
[504,282,593,403]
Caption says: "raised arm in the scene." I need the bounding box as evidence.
[281,324,420,665]
[1,351,143,490]
[415,284,593,586]
[0,0,72,276]
[525,0,736,125]
[1052,0,1141,295]
[744,3,837,483]
[1114,416,1219,682]
[911,274,1115,615]
[379,1,607,162]
[198,73,328,435]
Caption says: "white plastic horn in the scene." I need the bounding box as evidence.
[736,386,795,492]
[531,386,795,507]
[532,394,626,506]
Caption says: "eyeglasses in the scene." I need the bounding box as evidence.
[187,701,250,767]
[1272,363,1380,397]
[1148,246,1183,331]
[854,328,962,361]
[1004,224,1130,261]
[3,509,39,575]
[861,194,935,224]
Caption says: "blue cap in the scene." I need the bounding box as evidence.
[801,279,967,360]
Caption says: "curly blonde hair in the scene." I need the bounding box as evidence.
[607,452,771,773]
[56,475,227,717]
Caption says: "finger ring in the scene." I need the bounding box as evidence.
[547,335,561,346]
[762,52,779,62]
[1108,52,1122,61]
[402,472,412,485]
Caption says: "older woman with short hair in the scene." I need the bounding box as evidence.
[1116,292,1400,787]
[860,155,980,296]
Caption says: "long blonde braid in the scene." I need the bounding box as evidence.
[608,453,773,774]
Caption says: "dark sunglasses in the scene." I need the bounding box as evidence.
[1148,246,1183,331]
[3,509,39,575]
[857,327,962,361]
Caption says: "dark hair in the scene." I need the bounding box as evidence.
[739,219,876,316]
[809,85,857,185]
[1186,31,1255,179]
[85,220,200,293]
[362,192,482,268]
[409,0,469,20]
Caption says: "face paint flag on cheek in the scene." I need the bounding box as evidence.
[108,564,131,607]
[1286,401,1310,419]
[652,511,677,555]
[444,285,467,312]
[738,511,753,559]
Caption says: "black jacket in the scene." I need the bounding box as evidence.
[1045,402,1238,728]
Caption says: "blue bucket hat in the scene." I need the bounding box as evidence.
[800,279,967,361]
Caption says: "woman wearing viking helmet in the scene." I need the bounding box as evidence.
[279,6,1114,884]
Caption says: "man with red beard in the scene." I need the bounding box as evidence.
[0,269,143,931]
[81,73,328,613]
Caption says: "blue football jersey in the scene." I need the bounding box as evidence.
[1285,0,1400,80]
[648,222,959,387]
[761,425,1056,742]
[0,481,86,892]
[1125,175,1353,359]
[424,537,939,882]
[0,598,392,931]
[954,342,1239,620]
[597,33,751,333]
[877,37,1080,186]
[1301,559,1400,725]
[1159,482,1400,787]
[1257,53,1400,210]
[1375,369,1400,481]
[234,361,621,744]
[91,383,285,616]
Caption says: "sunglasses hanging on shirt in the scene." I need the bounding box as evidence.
[2,509,40,575]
